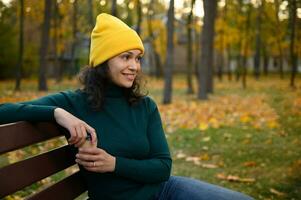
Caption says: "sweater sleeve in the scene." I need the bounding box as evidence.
[0,91,74,125]
[114,98,172,183]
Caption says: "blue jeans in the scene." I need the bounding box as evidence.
[153,176,254,200]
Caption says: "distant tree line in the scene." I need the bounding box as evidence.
[0,0,299,103]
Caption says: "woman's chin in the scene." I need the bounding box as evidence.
[118,81,134,88]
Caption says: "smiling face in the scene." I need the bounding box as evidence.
[107,49,142,88]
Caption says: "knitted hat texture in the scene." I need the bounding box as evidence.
[89,13,144,67]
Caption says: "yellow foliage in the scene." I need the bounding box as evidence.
[141,19,167,61]
[141,18,180,64]
[267,120,279,129]
[292,97,301,116]
[209,118,219,128]
[240,115,251,123]
[5,195,22,200]
[199,153,210,161]
[199,122,209,131]
[158,94,280,133]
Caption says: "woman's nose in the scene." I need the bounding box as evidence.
[128,60,139,71]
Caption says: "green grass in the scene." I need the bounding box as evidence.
[148,75,301,200]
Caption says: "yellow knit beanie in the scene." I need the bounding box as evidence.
[89,13,145,67]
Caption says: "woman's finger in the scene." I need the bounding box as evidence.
[76,153,99,162]
[85,124,97,145]
[79,147,103,155]
[75,158,96,167]
[74,125,84,144]
[84,161,106,173]
[68,127,77,145]
[75,124,88,147]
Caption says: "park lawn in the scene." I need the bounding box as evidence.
[148,75,300,200]
[0,75,300,200]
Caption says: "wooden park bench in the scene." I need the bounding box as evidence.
[0,121,87,200]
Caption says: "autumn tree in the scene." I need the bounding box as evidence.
[235,0,243,82]
[111,0,118,17]
[87,0,94,27]
[288,0,297,88]
[87,0,94,60]
[70,0,78,77]
[224,0,232,81]
[186,0,196,94]
[53,1,61,82]
[241,2,252,89]
[274,0,284,78]
[215,1,228,81]
[15,0,24,91]
[38,0,52,91]
[253,0,264,80]
[163,0,174,104]
[197,0,218,100]
[136,0,142,35]
[147,0,163,77]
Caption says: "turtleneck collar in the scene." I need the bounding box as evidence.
[105,82,126,98]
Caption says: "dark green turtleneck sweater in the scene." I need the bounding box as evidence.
[0,84,172,200]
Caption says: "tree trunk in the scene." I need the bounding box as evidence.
[136,0,142,35]
[217,51,224,81]
[194,27,200,83]
[289,0,297,88]
[39,0,52,91]
[242,3,252,89]
[235,56,241,82]
[197,0,217,100]
[274,0,284,79]
[225,0,232,81]
[87,0,94,62]
[15,0,24,91]
[147,1,163,78]
[111,0,118,17]
[217,0,227,82]
[186,0,195,94]
[70,0,78,77]
[236,0,243,82]
[126,1,133,26]
[162,0,174,104]
[53,1,61,83]
[226,45,232,81]
[263,46,269,76]
[88,0,94,26]
[253,0,263,80]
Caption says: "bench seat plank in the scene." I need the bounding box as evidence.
[27,171,86,200]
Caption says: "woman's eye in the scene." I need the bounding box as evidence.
[122,55,130,60]
[136,57,142,62]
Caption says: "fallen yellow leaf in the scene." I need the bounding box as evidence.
[243,161,257,167]
[199,122,209,131]
[270,188,286,196]
[216,173,255,183]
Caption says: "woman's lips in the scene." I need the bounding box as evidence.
[122,73,135,81]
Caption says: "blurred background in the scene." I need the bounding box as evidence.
[0,0,300,199]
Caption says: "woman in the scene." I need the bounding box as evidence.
[0,13,253,200]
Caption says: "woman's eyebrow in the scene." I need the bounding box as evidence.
[124,51,142,57]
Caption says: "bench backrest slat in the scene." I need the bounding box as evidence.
[0,122,64,154]
[27,172,86,200]
[0,145,76,197]
[0,122,87,199]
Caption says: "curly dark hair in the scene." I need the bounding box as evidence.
[78,62,147,111]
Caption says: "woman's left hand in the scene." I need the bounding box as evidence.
[75,147,116,173]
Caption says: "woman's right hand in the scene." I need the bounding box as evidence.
[54,108,97,147]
